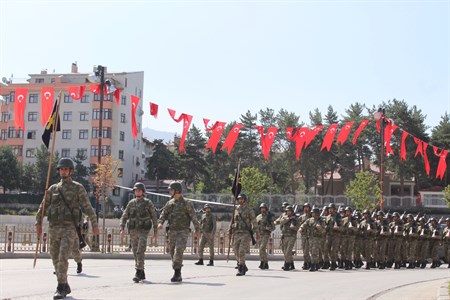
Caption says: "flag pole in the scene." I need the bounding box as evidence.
[227,158,241,262]
[33,91,62,268]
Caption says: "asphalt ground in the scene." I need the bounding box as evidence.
[1,254,449,300]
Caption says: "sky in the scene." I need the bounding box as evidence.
[0,0,449,136]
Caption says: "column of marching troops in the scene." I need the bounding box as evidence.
[266,202,450,272]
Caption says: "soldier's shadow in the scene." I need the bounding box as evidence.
[69,273,100,278]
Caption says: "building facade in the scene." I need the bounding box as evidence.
[0,63,146,204]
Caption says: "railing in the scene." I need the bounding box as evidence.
[0,224,300,256]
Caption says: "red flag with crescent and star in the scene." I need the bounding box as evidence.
[433,146,448,180]
[336,121,354,145]
[352,119,369,144]
[255,126,278,160]
[320,124,339,151]
[67,86,86,100]
[168,109,193,153]
[305,125,323,148]
[131,95,140,138]
[384,123,398,155]
[41,87,54,127]
[204,119,226,153]
[286,127,309,160]
[400,131,408,160]
[14,88,28,130]
[221,124,243,155]
[150,102,159,118]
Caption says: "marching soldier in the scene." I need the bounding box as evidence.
[195,204,216,266]
[417,216,430,268]
[279,205,300,271]
[359,209,376,269]
[157,181,200,282]
[429,217,442,268]
[298,203,312,270]
[443,218,450,268]
[229,193,257,276]
[374,211,388,269]
[35,158,99,300]
[120,182,158,282]
[301,206,325,272]
[390,212,404,269]
[256,203,275,270]
[340,207,357,270]
[324,203,342,270]
[403,214,418,269]
[274,202,289,253]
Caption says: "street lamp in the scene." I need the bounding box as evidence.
[373,108,386,211]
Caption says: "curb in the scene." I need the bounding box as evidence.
[437,282,450,300]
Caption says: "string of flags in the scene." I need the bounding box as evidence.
[0,85,448,180]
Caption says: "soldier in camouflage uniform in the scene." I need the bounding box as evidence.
[417,217,430,268]
[229,193,257,276]
[298,203,312,270]
[120,182,158,282]
[158,181,200,282]
[256,203,275,270]
[71,219,84,274]
[340,207,357,270]
[279,205,300,271]
[195,204,216,266]
[36,158,99,300]
[403,214,418,269]
[359,209,376,269]
[301,207,325,272]
[390,212,404,269]
[274,202,289,252]
[429,217,442,268]
[352,211,363,268]
[374,211,388,269]
[443,218,450,268]
[324,203,342,270]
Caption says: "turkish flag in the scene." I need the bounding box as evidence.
[336,121,354,145]
[204,119,226,153]
[167,109,193,153]
[305,125,323,148]
[413,137,423,157]
[400,131,408,160]
[422,142,430,175]
[255,126,278,160]
[67,85,86,100]
[320,124,339,152]
[433,146,448,180]
[221,124,243,155]
[41,87,54,127]
[131,95,140,138]
[113,89,121,105]
[352,119,369,144]
[384,123,398,155]
[14,88,28,130]
[287,127,309,160]
[150,102,159,118]
[89,84,102,94]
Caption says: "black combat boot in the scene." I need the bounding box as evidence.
[386,261,393,268]
[207,260,214,266]
[309,263,317,272]
[394,262,400,269]
[236,265,244,276]
[281,261,286,270]
[264,262,269,269]
[195,259,204,265]
[407,262,415,269]
[171,269,182,282]
[140,270,146,280]
[365,262,371,270]
[291,262,295,270]
[330,261,337,271]
[53,283,66,300]
[302,262,308,270]
[283,262,291,271]
[133,269,142,282]
[258,261,265,269]
[76,262,82,274]
[63,283,71,297]
[338,259,344,269]
[379,262,385,270]
[420,261,426,269]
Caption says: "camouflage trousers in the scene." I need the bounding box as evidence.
[233,232,250,265]
[198,232,215,260]
[49,225,76,284]
[391,237,403,262]
[374,238,387,263]
[386,238,395,262]
[168,229,190,270]
[282,235,296,263]
[416,239,429,262]
[309,236,322,263]
[325,233,340,262]
[340,235,355,261]
[258,234,270,263]
[361,238,374,263]
[71,237,82,263]
[406,239,418,263]
[130,229,150,270]
[353,236,362,262]
[430,239,441,261]
[300,236,310,263]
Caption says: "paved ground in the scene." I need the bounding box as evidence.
[1,255,449,300]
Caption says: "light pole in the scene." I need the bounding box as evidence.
[373,108,386,211]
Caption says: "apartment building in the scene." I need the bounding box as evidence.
[0,63,147,204]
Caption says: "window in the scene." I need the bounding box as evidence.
[51,78,55,84]
[63,112,72,121]
[1,112,9,122]
[28,112,38,121]
[92,109,112,120]
[92,127,99,139]
[119,131,125,141]
[112,187,121,196]
[94,94,112,101]
[121,95,127,105]
[27,131,36,139]
[117,168,123,178]
[101,145,111,156]
[35,78,44,84]
[93,109,101,120]
[1,129,7,140]
[61,148,71,157]
[26,149,35,158]
[79,130,88,139]
[103,127,112,138]
[118,150,124,160]
[91,145,98,157]
[9,92,15,102]
[81,95,89,103]
[12,146,23,157]
[8,127,23,138]
[64,94,73,103]
[62,130,72,139]
[77,148,87,158]
[120,113,126,123]
[80,112,89,121]
[29,94,38,103]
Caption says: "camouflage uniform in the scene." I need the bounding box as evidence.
[417,218,430,268]
[158,196,200,270]
[298,210,312,269]
[301,211,325,271]
[36,177,97,294]
[429,220,442,268]
[256,209,275,268]
[198,208,216,262]
[359,213,376,269]
[120,195,158,271]
[403,216,418,268]
[340,211,357,269]
[324,208,342,270]
[389,215,404,269]
[230,197,257,275]
[443,220,450,268]
[374,216,389,269]
[279,208,300,270]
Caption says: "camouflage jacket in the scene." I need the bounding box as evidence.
[256,212,275,235]
[200,212,216,234]
[280,214,300,237]
[230,205,256,234]
[120,196,158,233]
[158,196,200,232]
